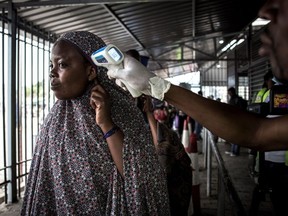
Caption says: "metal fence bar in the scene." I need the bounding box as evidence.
[206,129,212,197]
[0,7,8,203]
[0,4,54,203]
[217,170,226,216]
[16,26,21,199]
[23,25,28,189]
[7,1,18,203]
[0,181,10,187]
[203,127,207,169]
[206,129,247,216]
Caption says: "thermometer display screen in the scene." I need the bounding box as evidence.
[108,47,122,61]
[91,44,124,66]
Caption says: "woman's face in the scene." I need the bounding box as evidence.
[50,40,96,100]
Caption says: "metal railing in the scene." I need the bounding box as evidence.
[0,2,55,204]
[203,128,247,216]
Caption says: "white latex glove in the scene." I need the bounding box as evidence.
[107,61,142,98]
[115,77,142,97]
[107,54,171,100]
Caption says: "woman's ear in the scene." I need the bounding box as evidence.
[88,66,97,81]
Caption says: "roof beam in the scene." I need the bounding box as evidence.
[153,58,249,62]
[12,0,189,8]
[101,4,145,50]
[100,4,162,66]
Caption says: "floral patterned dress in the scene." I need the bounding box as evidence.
[21,31,170,216]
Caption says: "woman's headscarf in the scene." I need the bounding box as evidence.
[21,31,170,215]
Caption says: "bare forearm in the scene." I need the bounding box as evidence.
[146,112,158,147]
[101,124,124,176]
[164,84,288,151]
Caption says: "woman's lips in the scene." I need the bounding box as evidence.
[50,78,60,90]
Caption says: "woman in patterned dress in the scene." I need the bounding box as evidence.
[142,96,192,216]
[21,31,170,215]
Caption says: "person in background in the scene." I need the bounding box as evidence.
[224,87,246,156]
[167,104,177,129]
[254,70,274,103]
[142,95,192,216]
[126,48,191,215]
[249,70,274,176]
[249,70,287,216]
[126,49,141,61]
[21,31,170,215]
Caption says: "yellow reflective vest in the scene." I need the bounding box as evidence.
[255,88,288,166]
[254,87,268,103]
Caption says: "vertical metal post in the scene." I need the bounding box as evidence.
[203,128,207,169]
[247,24,252,99]
[1,7,8,203]
[206,131,211,197]
[16,27,22,198]
[7,1,18,203]
[217,170,225,216]
[191,0,196,59]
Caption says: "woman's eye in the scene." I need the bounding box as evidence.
[49,63,53,69]
[59,62,67,68]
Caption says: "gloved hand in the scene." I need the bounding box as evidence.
[107,53,171,100]
[115,77,142,98]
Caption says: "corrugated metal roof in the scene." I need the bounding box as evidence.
[1,0,265,77]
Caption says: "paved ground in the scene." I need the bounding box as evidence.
[198,140,273,216]
[0,201,22,216]
[0,141,274,216]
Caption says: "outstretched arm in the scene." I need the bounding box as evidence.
[165,84,288,151]
[142,96,158,147]
[106,54,288,151]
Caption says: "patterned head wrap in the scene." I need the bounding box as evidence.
[56,31,116,89]
[21,31,170,215]
[57,31,105,68]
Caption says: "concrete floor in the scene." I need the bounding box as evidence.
[0,200,22,216]
[198,141,273,216]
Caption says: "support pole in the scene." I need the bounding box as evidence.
[7,1,18,203]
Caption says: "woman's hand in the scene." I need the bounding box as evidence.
[90,84,124,177]
[90,84,114,132]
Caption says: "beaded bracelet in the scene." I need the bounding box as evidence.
[103,125,119,139]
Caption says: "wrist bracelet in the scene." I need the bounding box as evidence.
[103,125,119,139]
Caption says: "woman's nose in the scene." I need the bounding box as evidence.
[49,66,58,78]
[49,72,55,78]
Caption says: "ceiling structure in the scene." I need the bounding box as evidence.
[1,0,265,78]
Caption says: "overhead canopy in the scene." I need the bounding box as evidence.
[1,0,265,77]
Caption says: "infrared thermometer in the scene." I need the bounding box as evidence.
[91,44,124,67]
[91,44,142,97]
